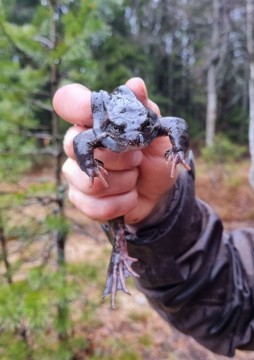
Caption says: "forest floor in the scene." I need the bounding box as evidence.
[4,158,254,359]
[62,158,254,360]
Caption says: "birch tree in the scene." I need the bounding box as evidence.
[247,0,254,190]
[206,0,220,146]
[205,0,230,146]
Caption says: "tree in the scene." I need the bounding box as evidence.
[247,0,254,189]
[205,0,220,146]
[205,0,232,146]
[122,0,210,130]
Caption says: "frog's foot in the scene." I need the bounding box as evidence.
[165,149,191,178]
[103,252,139,309]
[87,159,108,188]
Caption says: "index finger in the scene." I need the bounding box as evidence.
[126,77,160,115]
[53,83,93,126]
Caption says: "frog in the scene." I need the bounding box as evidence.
[73,85,191,309]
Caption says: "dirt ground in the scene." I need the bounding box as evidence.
[195,160,254,229]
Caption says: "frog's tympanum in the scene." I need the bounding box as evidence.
[73,85,190,309]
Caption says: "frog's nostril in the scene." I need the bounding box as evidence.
[137,133,144,144]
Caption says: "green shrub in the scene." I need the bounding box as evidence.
[200,133,247,164]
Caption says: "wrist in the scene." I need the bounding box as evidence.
[126,188,174,233]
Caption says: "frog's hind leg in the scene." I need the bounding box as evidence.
[103,217,139,309]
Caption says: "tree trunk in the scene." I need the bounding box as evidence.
[0,211,12,284]
[206,65,218,146]
[247,0,254,190]
[49,0,69,341]
[49,0,67,264]
[206,0,220,146]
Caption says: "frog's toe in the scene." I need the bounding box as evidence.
[87,159,108,188]
[165,149,191,178]
[122,256,139,278]
[95,165,109,188]
[103,261,130,309]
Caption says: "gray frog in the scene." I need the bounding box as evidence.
[73,85,190,309]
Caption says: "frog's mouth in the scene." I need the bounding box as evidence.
[127,133,145,147]
[100,130,158,152]
[115,131,157,150]
[111,133,148,148]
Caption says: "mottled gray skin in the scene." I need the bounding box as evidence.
[73,85,190,309]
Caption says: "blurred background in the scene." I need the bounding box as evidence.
[0,0,254,359]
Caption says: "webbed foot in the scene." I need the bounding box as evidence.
[165,149,191,177]
[103,251,139,309]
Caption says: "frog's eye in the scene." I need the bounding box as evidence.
[142,119,152,129]
[113,125,120,131]
[110,123,124,134]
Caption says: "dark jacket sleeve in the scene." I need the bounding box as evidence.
[124,162,254,357]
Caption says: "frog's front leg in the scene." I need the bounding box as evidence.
[73,130,109,187]
[103,216,139,309]
[158,116,191,177]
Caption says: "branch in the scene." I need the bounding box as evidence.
[0,147,64,157]
[30,99,53,112]
[0,214,13,284]
[33,35,54,49]
[21,130,54,140]
[26,195,59,206]
[0,20,38,66]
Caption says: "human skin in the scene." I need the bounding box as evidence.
[53,77,177,225]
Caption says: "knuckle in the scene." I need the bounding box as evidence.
[62,158,73,179]
[67,186,76,204]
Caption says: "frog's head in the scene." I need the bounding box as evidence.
[99,87,160,151]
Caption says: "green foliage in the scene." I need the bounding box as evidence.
[0,332,30,360]
[93,31,146,90]
[102,337,142,360]
[2,0,40,25]
[0,0,118,182]
[45,213,69,236]
[0,264,99,359]
[0,191,26,209]
[0,55,40,180]
[200,133,247,164]
[26,181,56,196]
[0,181,70,283]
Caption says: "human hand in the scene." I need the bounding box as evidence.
[53,77,177,225]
